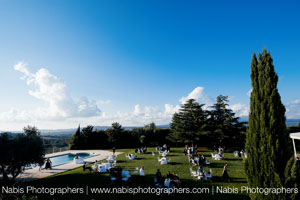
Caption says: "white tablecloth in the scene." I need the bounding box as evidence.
[98,163,111,173]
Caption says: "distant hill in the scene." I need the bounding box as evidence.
[239,117,300,127]
[0,124,171,136]
[38,124,170,136]
[286,119,300,127]
[1,120,299,136]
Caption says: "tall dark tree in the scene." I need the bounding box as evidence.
[245,49,292,199]
[168,99,208,145]
[208,95,245,147]
[81,125,94,149]
[68,125,82,150]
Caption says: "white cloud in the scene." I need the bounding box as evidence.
[0,70,256,131]
[164,104,180,115]
[179,87,213,108]
[106,104,178,125]
[180,87,204,104]
[247,89,252,97]
[2,62,101,123]
[97,100,111,105]
[230,103,249,117]
[14,62,30,77]
[286,99,300,119]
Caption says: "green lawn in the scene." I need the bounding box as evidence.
[23,147,250,200]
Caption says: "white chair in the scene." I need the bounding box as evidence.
[161,160,168,165]
[152,152,155,156]
[234,151,239,157]
[112,160,117,168]
[211,153,223,161]
[107,156,116,163]
[127,154,135,160]
[197,169,205,180]
[190,168,197,177]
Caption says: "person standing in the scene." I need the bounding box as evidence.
[140,166,145,185]
[222,162,230,182]
[113,146,116,156]
[45,158,52,170]
[155,169,163,185]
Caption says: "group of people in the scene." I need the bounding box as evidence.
[183,145,198,156]
[189,154,207,166]
[77,144,232,186]
[211,147,225,160]
[154,169,181,188]
[183,145,209,166]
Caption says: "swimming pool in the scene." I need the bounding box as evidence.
[46,153,91,166]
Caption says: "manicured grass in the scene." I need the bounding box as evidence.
[23,147,250,200]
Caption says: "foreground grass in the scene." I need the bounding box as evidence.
[19,147,250,200]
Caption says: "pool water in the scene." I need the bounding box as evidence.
[46,153,90,166]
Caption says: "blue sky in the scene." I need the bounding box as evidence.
[0,0,300,130]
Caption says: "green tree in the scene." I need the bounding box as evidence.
[144,122,156,131]
[208,95,245,147]
[0,126,45,181]
[81,125,94,148]
[245,49,291,200]
[106,122,123,147]
[68,125,82,150]
[143,122,157,146]
[168,99,208,145]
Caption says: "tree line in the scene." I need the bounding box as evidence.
[69,95,247,150]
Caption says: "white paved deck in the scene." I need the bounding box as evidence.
[16,150,123,181]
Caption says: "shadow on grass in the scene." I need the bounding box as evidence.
[230,177,247,183]
[209,163,225,168]
[169,162,183,165]
[115,160,126,163]
[224,158,240,161]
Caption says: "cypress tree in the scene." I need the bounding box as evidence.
[245,49,291,200]
[69,125,81,150]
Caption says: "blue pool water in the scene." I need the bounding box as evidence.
[47,153,90,166]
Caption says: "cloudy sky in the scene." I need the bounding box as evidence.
[0,0,300,131]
